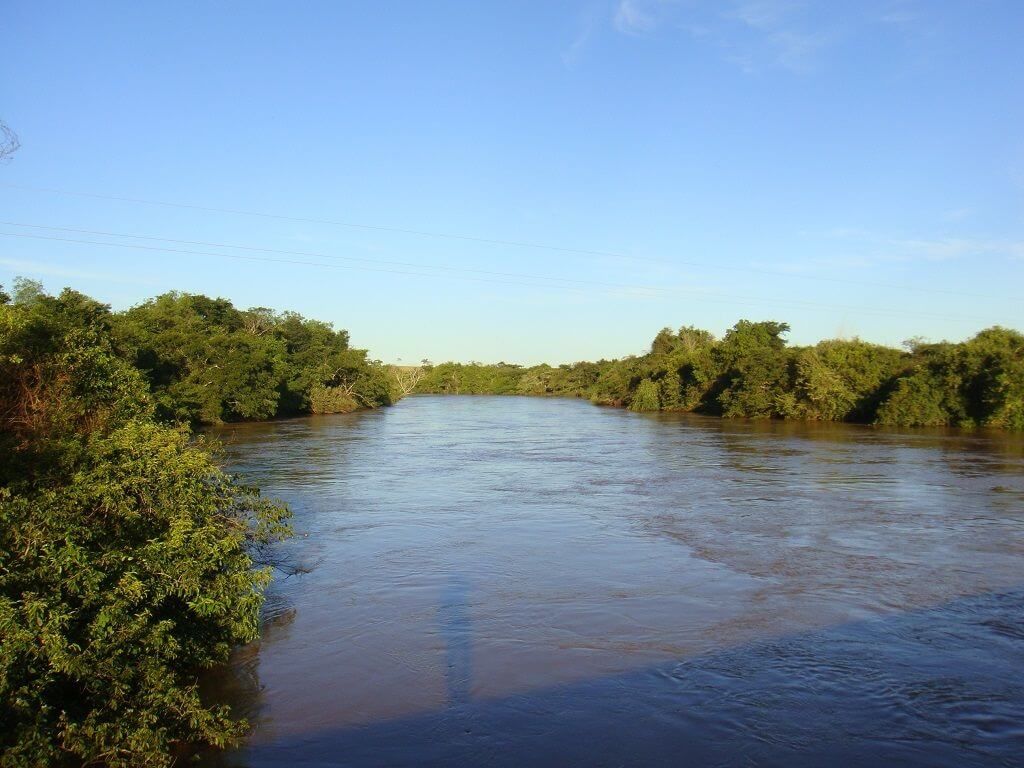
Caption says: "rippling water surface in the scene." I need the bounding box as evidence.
[205,395,1024,766]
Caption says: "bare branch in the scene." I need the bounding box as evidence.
[0,120,20,164]
[389,365,425,397]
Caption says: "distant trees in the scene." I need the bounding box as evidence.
[415,320,1024,431]
[416,361,523,395]
[0,286,397,428]
[3,281,1019,432]
[0,284,290,765]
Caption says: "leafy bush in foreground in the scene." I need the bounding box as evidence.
[0,284,290,766]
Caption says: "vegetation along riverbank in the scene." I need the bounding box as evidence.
[0,280,399,766]
[417,321,1024,431]
[1,279,1021,765]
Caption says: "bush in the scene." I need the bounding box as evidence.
[875,370,949,426]
[629,378,661,412]
[0,287,290,766]
[309,384,360,414]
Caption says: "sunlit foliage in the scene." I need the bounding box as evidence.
[0,283,291,766]
[115,292,392,424]
[876,327,1024,428]
[416,319,1024,430]
[629,379,660,412]
[416,362,524,395]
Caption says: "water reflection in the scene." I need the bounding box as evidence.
[203,396,1024,766]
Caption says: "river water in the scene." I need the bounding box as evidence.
[205,395,1024,767]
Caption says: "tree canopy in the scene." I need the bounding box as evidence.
[416,320,1024,430]
[114,291,393,425]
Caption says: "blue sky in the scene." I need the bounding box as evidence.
[1,1,1021,364]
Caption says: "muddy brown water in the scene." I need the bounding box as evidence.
[203,395,1024,767]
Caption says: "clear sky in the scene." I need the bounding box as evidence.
[1,1,1021,364]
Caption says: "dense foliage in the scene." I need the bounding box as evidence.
[114,292,394,425]
[417,320,1024,430]
[0,283,291,766]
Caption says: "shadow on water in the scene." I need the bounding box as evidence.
[439,576,473,708]
[204,587,1024,768]
[198,594,297,728]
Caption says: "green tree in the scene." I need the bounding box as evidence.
[875,327,1024,429]
[0,288,290,766]
[115,293,392,424]
[657,367,682,410]
[875,368,950,426]
[271,311,352,413]
[794,339,904,422]
[955,327,1024,429]
[116,292,286,424]
[629,378,660,412]
[713,320,793,418]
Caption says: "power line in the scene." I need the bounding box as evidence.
[0,181,1008,301]
[0,229,1005,324]
[2,182,667,262]
[0,221,667,293]
[0,231,593,292]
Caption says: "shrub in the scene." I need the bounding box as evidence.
[875,370,949,426]
[309,384,360,414]
[0,287,290,766]
[629,378,661,412]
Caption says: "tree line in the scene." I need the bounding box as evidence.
[417,320,1024,430]
[115,288,396,423]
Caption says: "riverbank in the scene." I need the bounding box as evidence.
[415,321,1024,430]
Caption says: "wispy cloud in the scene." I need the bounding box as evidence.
[563,10,599,66]
[822,229,1024,264]
[727,0,797,30]
[608,0,829,72]
[718,0,831,73]
[876,0,925,30]
[614,0,657,35]
[888,237,1024,262]
[766,29,828,72]
[608,0,925,74]
[942,207,972,223]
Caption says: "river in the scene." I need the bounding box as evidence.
[204,395,1024,766]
